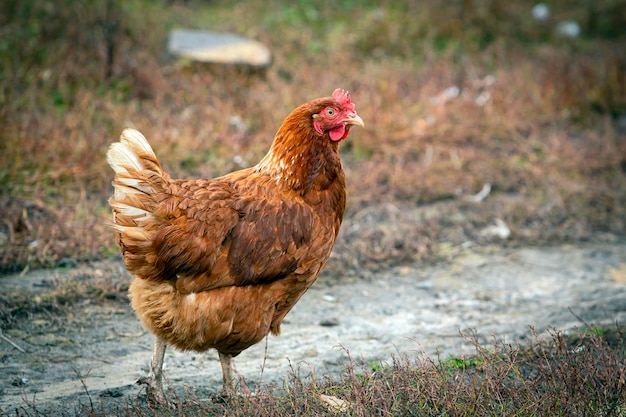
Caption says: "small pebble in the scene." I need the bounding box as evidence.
[12,378,29,387]
[319,318,339,327]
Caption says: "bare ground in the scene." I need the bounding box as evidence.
[1,239,625,415]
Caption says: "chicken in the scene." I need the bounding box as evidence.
[106,89,363,405]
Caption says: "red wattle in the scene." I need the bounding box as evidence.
[329,125,346,141]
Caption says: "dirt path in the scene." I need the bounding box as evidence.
[1,242,625,415]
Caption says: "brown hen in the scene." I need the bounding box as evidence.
[106,89,363,405]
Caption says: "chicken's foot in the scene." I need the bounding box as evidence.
[218,351,235,398]
[137,336,174,408]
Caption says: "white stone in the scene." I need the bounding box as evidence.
[167,29,271,67]
[556,21,581,38]
[532,3,550,21]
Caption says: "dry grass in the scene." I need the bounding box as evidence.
[13,324,625,416]
[1,0,625,274]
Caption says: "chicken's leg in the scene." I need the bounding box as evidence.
[138,336,172,407]
[218,351,235,397]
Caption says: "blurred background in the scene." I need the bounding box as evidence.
[1,0,625,277]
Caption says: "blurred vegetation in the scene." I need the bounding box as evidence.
[0,0,625,273]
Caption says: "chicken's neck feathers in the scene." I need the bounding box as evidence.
[254,124,341,193]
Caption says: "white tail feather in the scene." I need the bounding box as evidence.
[109,224,154,241]
[106,129,159,175]
[113,203,154,221]
[117,177,144,188]
[120,128,155,157]
[115,177,158,195]
[107,142,143,173]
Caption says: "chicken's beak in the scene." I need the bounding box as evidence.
[346,113,365,127]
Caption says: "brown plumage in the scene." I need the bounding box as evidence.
[106,89,363,405]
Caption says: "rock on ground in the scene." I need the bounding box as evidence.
[167,29,271,67]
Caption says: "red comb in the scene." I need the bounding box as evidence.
[332,88,355,112]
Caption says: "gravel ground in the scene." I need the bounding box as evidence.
[1,242,625,415]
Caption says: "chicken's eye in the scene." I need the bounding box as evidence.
[325,108,337,118]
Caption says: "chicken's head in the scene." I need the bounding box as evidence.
[312,88,364,141]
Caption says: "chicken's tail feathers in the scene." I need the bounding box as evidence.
[107,129,162,176]
[107,129,167,234]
